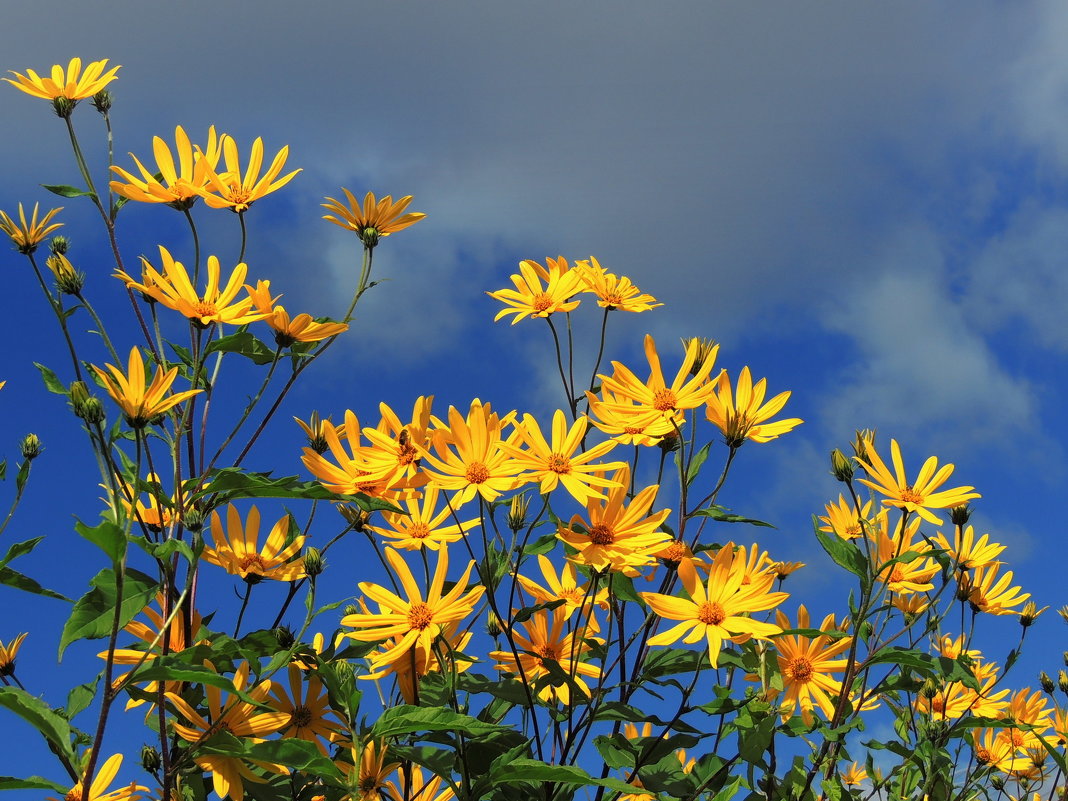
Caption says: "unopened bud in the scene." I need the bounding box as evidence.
[990,776,1004,792]
[303,547,325,577]
[343,604,360,617]
[181,509,204,532]
[1040,671,1055,694]
[91,90,112,114]
[45,253,84,294]
[274,625,296,650]
[338,503,371,531]
[19,433,42,460]
[140,744,161,774]
[830,448,854,482]
[950,504,973,527]
[658,432,681,454]
[1058,606,1068,624]
[681,336,718,376]
[78,397,105,425]
[851,429,875,460]
[486,611,503,639]
[1059,670,1068,694]
[507,493,530,532]
[1020,602,1046,628]
[296,412,331,454]
[919,678,939,699]
[49,235,71,256]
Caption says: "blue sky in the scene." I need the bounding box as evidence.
[2,0,1068,787]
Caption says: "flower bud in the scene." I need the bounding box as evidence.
[658,432,681,454]
[1041,671,1055,694]
[851,429,875,460]
[830,448,854,482]
[274,625,296,650]
[338,503,371,531]
[78,397,105,425]
[681,336,718,376]
[45,252,84,295]
[140,745,161,774]
[51,96,76,118]
[950,504,973,527]
[1058,606,1068,625]
[343,604,360,617]
[485,611,503,639]
[296,412,331,454]
[49,235,71,256]
[181,508,204,532]
[1059,670,1068,694]
[1020,602,1047,628]
[507,493,530,532]
[19,433,42,460]
[919,678,939,699]
[303,547,325,577]
[990,777,1004,792]
[91,90,112,114]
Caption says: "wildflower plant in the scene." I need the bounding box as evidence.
[0,56,1062,801]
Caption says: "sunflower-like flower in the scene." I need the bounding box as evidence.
[267,663,345,755]
[840,762,869,787]
[487,257,585,324]
[641,549,788,668]
[199,135,301,212]
[368,486,478,551]
[855,439,980,526]
[322,189,425,248]
[112,472,179,532]
[109,126,223,209]
[767,605,851,724]
[965,562,1030,615]
[384,764,456,801]
[574,257,662,312]
[337,740,401,801]
[586,386,678,446]
[91,347,203,428]
[361,621,473,704]
[166,662,290,801]
[870,512,940,595]
[246,280,348,345]
[343,546,484,669]
[972,728,1024,773]
[5,58,120,108]
[517,554,610,617]
[557,464,672,576]
[502,410,625,503]
[489,607,602,705]
[202,504,306,583]
[358,397,436,493]
[47,754,146,801]
[705,366,802,447]
[0,632,26,676]
[301,410,397,498]
[933,525,1005,570]
[0,203,63,254]
[818,494,874,540]
[118,246,264,327]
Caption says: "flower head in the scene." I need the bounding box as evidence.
[0,633,26,676]
[91,347,203,428]
[267,663,345,755]
[47,754,146,801]
[246,280,348,345]
[322,189,425,247]
[487,257,585,324]
[517,554,609,617]
[819,495,874,541]
[966,562,1030,616]
[5,58,119,109]
[575,257,661,312]
[368,485,478,551]
[109,125,223,209]
[200,135,300,212]
[933,525,1004,570]
[768,605,851,724]
[0,203,63,254]
[339,740,401,801]
[706,366,802,447]
[202,504,306,583]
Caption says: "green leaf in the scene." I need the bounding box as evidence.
[0,565,70,601]
[0,776,68,792]
[684,442,712,488]
[0,687,76,764]
[0,536,45,568]
[65,676,100,720]
[206,332,278,366]
[510,599,565,626]
[15,461,31,494]
[489,757,637,793]
[42,184,96,199]
[813,518,870,590]
[196,469,402,512]
[197,732,343,780]
[693,505,775,528]
[737,710,776,764]
[75,519,127,565]
[34,363,69,395]
[370,705,510,739]
[640,647,707,681]
[123,655,265,707]
[59,568,158,659]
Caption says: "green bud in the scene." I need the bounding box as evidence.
[19,433,42,460]
[486,611,503,639]
[338,503,371,531]
[951,504,973,526]
[45,253,84,295]
[343,604,360,617]
[181,508,204,532]
[91,90,112,114]
[1041,671,1056,694]
[49,235,71,256]
[1059,670,1068,694]
[303,546,325,577]
[359,226,380,249]
[140,744,161,774]
[830,448,854,482]
[507,493,530,532]
[274,625,296,650]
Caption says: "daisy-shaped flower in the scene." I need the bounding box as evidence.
[246,280,348,345]
[384,764,456,801]
[369,486,478,551]
[587,385,678,446]
[818,494,874,541]
[301,410,396,498]
[0,202,62,254]
[487,256,585,324]
[361,621,473,704]
[200,135,301,212]
[118,246,264,327]
[641,549,788,668]
[322,189,425,248]
[557,464,672,576]
[595,334,720,432]
[574,257,662,312]
[202,504,306,583]
[47,754,146,801]
[5,57,119,103]
[359,397,437,493]
[502,410,625,504]
[870,512,940,595]
[840,762,869,787]
[933,525,1005,570]
[769,605,851,724]
[489,607,602,705]
[91,347,203,428]
[1002,688,1054,752]
[965,562,1030,615]
[972,728,1024,774]
[705,366,802,447]
[0,632,26,677]
[855,438,980,526]
[109,125,223,209]
[113,472,179,532]
[268,663,345,755]
[167,662,289,801]
[419,399,523,503]
[343,546,484,669]
[337,740,401,801]
[516,554,609,618]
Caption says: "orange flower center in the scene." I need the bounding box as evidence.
[291,704,313,728]
[888,566,906,583]
[407,523,430,540]
[534,644,560,663]
[589,524,615,545]
[397,442,419,466]
[408,602,434,630]
[696,601,726,625]
[192,300,218,318]
[603,291,625,306]
[930,697,946,714]
[239,554,268,576]
[660,540,688,563]
[65,788,83,801]
[899,484,924,504]
[623,426,645,435]
[1010,730,1027,747]
[652,387,677,411]
[844,523,861,538]
[975,747,992,764]
[465,461,490,484]
[547,453,571,474]
[560,588,584,605]
[531,293,554,313]
[787,657,814,683]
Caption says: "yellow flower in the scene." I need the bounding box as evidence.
[0,632,26,676]
[0,203,63,254]
[965,562,1030,615]
[705,366,802,447]
[246,280,348,345]
[574,257,662,312]
[855,438,980,526]
[358,397,437,493]
[118,245,264,326]
[112,472,179,532]
[933,525,1004,570]
[202,504,305,583]
[769,606,851,724]
[301,410,397,498]
[517,554,609,617]
[487,257,585,324]
[361,621,472,704]
[972,728,1024,773]
[267,663,345,755]
[167,662,289,801]
[47,754,146,801]
[502,410,625,503]
[200,135,301,212]
[91,347,203,427]
[338,740,401,801]
[818,494,874,540]
[343,546,484,669]
[586,385,678,446]
[840,762,868,787]
[489,607,602,705]
[870,512,940,595]
[109,126,223,209]
[642,550,788,667]
[5,57,119,102]
[384,764,455,801]
[557,464,672,576]
[322,189,425,247]
[368,486,478,551]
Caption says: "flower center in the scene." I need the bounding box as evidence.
[787,657,814,683]
[408,602,434,630]
[407,523,430,540]
[623,426,645,435]
[660,540,689,563]
[531,293,554,313]
[589,524,615,545]
[397,442,419,466]
[239,554,268,576]
[291,704,313,729]
[930,697,946,714]
[547,453,571,474]
[1010,730,1026,747]
[975,747,991,764]
[844,523,861,538]
[65,788,83,801]
[603,291,625,306]
[652,387,677,411]
[192,300,218,318]
[888,566,906,583]
[899,484,924,504]
[560,588,584,605]
[359,776,380,793]
[465,461,490,484]
[696,601,726,625]
[534,644,560,663]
